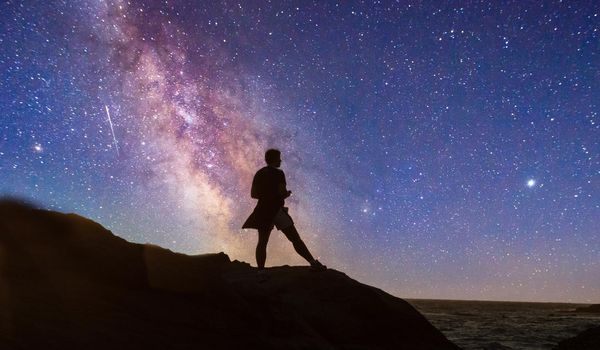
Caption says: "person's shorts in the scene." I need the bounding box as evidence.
[271,207,294,231]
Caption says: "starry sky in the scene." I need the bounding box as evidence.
[1,0,599,303]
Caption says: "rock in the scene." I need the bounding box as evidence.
[0,199,459,349]
[556,326,600,350]
[574,304,600,313]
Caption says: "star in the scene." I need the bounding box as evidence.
[526,179,536,188]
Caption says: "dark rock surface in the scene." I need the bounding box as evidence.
[0,200,459,349]
[574,304,600,313]
[556,326,600,350]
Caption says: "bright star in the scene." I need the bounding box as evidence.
[527,179,536,188]
[33,144,43,153]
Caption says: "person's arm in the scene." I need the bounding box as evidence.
[278,183,291,198]
[278,171,291,198]
[250,173,260,199]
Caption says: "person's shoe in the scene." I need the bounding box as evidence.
[310,259,327,271]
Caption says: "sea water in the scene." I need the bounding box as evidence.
[408,299,600,350]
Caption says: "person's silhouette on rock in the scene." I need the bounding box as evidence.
[243,149,326,272]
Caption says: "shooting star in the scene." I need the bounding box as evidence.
[104,105,120,156]
[39,77,50,87]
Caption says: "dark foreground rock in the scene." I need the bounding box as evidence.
[574,304,600,313]
[0,200,459,350]
[556,326,600,350]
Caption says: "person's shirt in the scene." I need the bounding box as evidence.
[251,166,286,208]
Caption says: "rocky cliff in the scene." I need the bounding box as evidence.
[0,200,459,349]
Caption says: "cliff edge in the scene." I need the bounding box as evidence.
[0,200,459,349]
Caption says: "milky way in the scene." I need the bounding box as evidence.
[1,0,599,303]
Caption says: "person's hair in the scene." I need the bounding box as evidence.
[265,148,281,165]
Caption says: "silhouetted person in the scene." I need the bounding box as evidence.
[243,149,326,272]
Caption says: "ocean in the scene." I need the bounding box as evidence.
[408,299,600,350]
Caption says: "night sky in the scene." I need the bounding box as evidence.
[1,1,598,303]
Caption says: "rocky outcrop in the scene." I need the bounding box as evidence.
[556,326,600,350]
[574,304,600,313]
[0,199,459,349]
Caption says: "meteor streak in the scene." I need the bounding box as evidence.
[104,105,120,156]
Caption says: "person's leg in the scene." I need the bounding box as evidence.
[281,225,315,263]
[256,228,272,269]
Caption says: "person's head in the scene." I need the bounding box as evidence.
[265,148,281,167]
